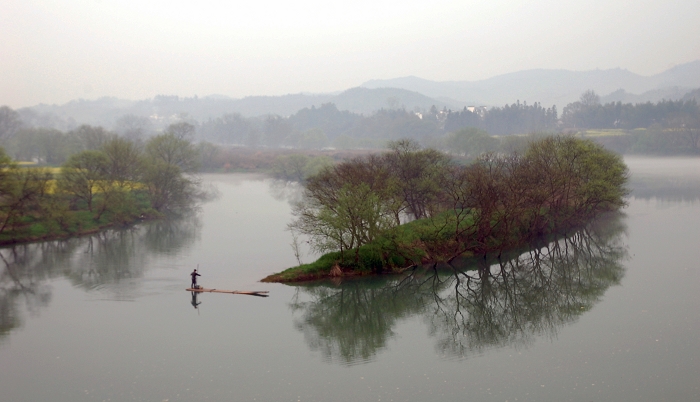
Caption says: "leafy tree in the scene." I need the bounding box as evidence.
[522,136,628,227]
[101,137,143,188]
[141,160,198,213]
[289,140,451,261]
[60,140,145,220]
[383,139,451,220]
[56,134,201,217]
[145,132,199,173]
[142,133,201,213]
[291,180,394,261]
[290,154,397,259]
[70,125,114,151]
[58,150,109,213]
[409,136,627,261]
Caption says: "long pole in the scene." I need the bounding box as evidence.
[196,263,202,314]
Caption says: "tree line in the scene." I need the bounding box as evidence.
[149,93,700,154]
[3,87,699,163]
[444,101,559,135]
[562,90,700,153]
[274,136,628,280]
[0,122,202,242]
[562,90,699,130]
[199,103,560,147]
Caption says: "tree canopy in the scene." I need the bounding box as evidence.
[280,135,628,280]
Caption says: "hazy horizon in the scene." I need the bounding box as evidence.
[2,0,699,109]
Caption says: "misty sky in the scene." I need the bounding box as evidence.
[2,0,699,108]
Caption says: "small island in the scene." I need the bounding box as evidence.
[262,135,628,283]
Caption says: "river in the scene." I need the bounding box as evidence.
[1,157,699,401]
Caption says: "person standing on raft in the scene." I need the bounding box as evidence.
[190,269,201,289]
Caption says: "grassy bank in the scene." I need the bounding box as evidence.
[0,191,159,246]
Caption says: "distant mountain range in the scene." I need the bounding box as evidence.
[362,60,700,109]
[22,60,700,130]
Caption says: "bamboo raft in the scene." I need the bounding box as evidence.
[186,288,269,297]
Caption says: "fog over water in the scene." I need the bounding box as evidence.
[0,157,699,401]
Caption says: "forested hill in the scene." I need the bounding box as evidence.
[23,87,454,129]
[362,60,700,110]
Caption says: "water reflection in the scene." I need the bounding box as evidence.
[290,213,628,365]
[0,249,53,343]
[0,216,201,343]
[190,291,202,310]
[268,179,304,205]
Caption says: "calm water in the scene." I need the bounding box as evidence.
[1,158,699,402]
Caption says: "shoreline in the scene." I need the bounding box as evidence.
[261,265,408,283]
[260,211,622,284]
[0,212,159,247]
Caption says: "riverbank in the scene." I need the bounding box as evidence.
[0,200,159,246]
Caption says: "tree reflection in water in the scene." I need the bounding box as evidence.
[0,215,201,343]
[290,213,628,365]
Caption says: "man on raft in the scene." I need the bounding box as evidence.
[190,269,201,289]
